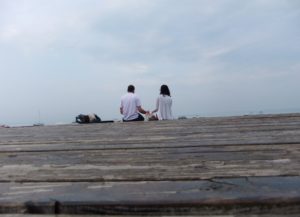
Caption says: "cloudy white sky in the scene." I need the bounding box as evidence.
[0,0,299,125]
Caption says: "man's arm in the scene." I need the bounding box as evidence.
[120,98,124,115]
[137,106,149,114]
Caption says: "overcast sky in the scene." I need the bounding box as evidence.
[0,0,299,125]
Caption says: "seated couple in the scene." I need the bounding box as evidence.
[120,84,173,122]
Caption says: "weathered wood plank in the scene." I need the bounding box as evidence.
[2,113,300,146]
[1,215,300,217]
[0,143,299,182]
[0,177,300,214]
[1,124,300,152]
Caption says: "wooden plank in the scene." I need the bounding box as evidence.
[0,154,299,182]
[1,122,300,152]
[1,215,300,217]
[0,177,300,214]
[2,113,300,145]
[0,139,299,182]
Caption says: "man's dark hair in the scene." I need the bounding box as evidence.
[160,84,171,96]
[127,85,135,93]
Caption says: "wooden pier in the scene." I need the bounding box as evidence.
[0,113,300,216]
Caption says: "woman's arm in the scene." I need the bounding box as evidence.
[152,98,159,113]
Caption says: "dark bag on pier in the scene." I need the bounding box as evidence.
[76,114,101,124]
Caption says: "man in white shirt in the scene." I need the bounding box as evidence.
[120,85,149,122]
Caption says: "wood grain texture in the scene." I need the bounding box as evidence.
[0,113,300,214]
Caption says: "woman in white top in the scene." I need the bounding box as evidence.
[152,84,173,120]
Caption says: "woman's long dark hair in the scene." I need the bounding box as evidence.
[160,84,171,96]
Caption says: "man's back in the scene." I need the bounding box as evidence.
[121,93,141,121]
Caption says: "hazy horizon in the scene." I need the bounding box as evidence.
[1,0,300,126]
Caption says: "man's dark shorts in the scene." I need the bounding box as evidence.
[123,113,144,122]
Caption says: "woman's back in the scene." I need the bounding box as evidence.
[157,95,173,120]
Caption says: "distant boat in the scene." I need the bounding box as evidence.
[34,110,44,126]
[33,123,44,127]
